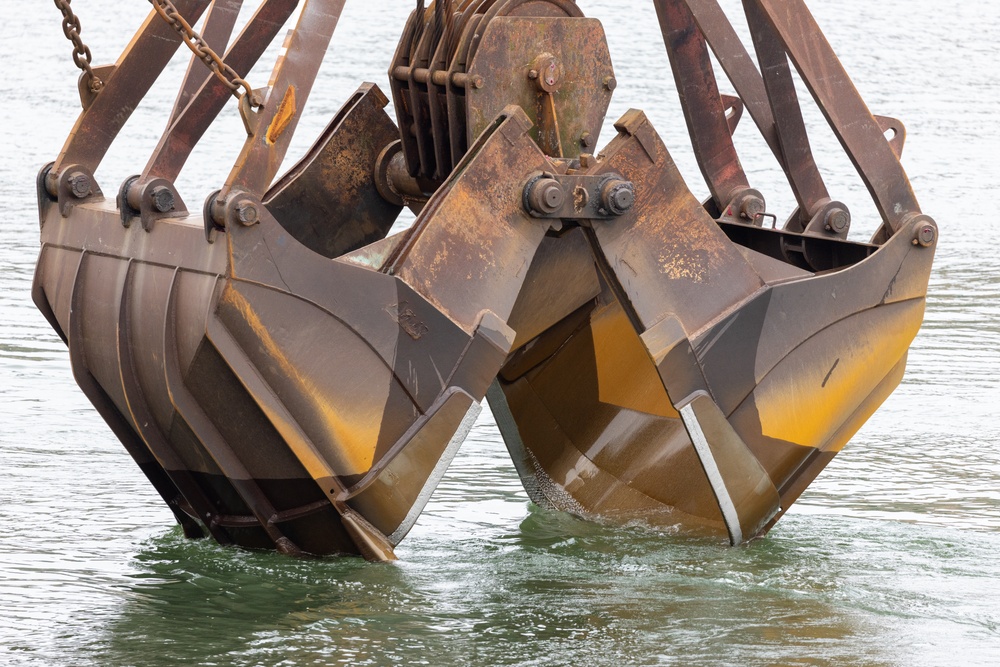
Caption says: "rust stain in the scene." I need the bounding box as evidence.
[658,249,709,283]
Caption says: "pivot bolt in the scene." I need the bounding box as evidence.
[739,195,765,221]
[916,224,936,247]
[530,54,561,93]
[68,171,91,199]
[526,177,564,215]
[235,202,259,226]
[601,179,635,215]
[150,185,175,213]
[603,76,617,91]
[824,207,850,234]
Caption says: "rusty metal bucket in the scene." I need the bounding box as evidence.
[33,0,936,557]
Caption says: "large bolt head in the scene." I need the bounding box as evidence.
[540,184,563,209]
[526,177,564,215]
[68,171,92,199]
[235,202,259,226]
[601,180,635,216]
[739,195,765,221]
[916,223,937,247]
[825,207,850,233]
[531,53,561,93]
[150,185,175,213]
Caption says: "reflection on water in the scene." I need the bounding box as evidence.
[88,502,998,667]
[2,0,1000,665]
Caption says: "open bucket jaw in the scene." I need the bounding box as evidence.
[33,0,936,558]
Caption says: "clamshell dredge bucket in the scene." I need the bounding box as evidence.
[485,0,939,544]
[33,0,935,557]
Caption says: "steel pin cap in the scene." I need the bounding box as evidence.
[150,186,175,213]
[68,171,92,199]
[916,224,937,247]
[601,179,635,215]
[525,177,564,215]
[235,202,259,226]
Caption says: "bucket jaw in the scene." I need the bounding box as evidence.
[33,0,936,554]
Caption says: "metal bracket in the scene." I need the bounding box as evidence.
[202,189,223,243]
[522,170,635,219]
[119,176,187,231]
[238,88,266,136]
[50,164,104,218]
[78,64,117,111]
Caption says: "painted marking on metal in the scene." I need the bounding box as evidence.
[822,358,840,388]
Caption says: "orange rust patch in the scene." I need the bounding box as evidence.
[266,85,297,145]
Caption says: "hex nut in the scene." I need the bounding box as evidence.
[235,202,259,226]
[601,180,635,215]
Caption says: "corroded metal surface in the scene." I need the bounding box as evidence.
[33,0,936,557]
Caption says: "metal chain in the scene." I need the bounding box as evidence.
[148,0,261,108]
[53,0,104,93]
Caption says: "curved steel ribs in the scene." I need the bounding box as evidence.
[32,0,936,557]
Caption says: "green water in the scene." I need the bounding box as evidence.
[8,427,1000,667]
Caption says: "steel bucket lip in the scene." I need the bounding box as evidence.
[689,212,935,413]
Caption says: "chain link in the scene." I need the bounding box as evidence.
[53,0,104,94]
[148,0,260,108]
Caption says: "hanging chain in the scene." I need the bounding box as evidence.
[53,0,104,94]
[148,0,261,108]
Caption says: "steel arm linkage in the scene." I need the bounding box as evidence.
[656,0,923,238]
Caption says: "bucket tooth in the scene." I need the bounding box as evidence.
[640,317,779,544]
